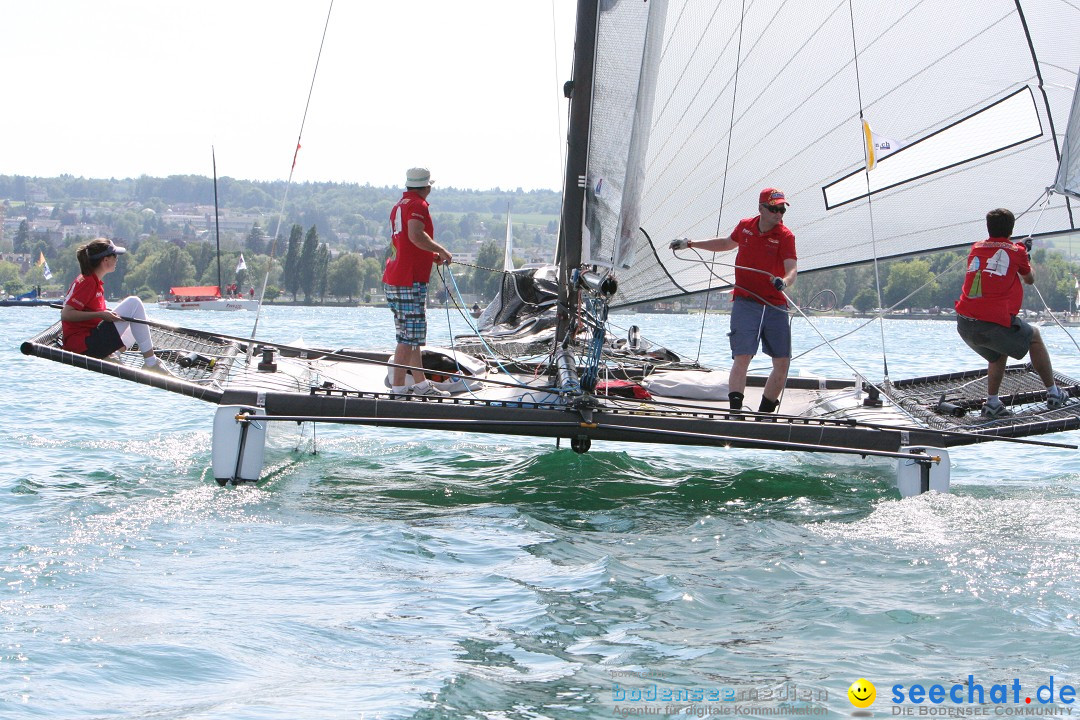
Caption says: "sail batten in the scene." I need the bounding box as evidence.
[576,0,1080,309]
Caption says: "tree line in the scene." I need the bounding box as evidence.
[2,219,512,305]
[4,173,1079,310]
[0,174,560,255]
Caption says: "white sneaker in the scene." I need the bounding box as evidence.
[981,401,1011,419]
[1047,387,1067,410]
[410,380,451,397]
[143,361,177,379]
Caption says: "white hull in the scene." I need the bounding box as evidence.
[159,299,258,311]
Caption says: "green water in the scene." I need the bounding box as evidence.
[2,306,1078,718]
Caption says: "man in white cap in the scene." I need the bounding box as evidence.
[668,188,798,413]
[383,167,454,397]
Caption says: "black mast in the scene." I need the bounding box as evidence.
[555,0,599,349]
[212,147,223,295]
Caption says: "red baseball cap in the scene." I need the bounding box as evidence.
[759,188,789,207]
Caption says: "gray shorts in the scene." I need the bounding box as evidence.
[729,297,791,358]
[955,314,1033,362]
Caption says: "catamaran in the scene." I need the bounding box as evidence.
[21,0,1080,495]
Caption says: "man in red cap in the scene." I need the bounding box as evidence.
[669,188,798,413]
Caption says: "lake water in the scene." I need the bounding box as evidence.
[3,305,1079,719]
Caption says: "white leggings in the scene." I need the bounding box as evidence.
[112,296,155,353]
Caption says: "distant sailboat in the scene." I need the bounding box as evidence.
[503,203,515,273]
[158,149,257,311]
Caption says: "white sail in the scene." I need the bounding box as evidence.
[503,207,515,272]
[580,0,669,272]
[1053,71,1080,201]
[583,0,1080,308]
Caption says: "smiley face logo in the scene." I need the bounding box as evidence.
[848,678,876,708]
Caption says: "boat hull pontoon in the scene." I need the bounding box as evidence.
[21,319,1080,495]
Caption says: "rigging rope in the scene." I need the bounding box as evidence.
[550,0,567,242]
[247,0,335,360]
[846,0,891,383]
[1020,198,1080,355]
[434,264,567,393]
[671,247,972,388]
[697,0,749,365]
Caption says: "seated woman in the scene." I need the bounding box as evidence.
[61,238,175,377]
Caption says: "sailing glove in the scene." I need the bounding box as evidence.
[1024,237,1033,253]
[773,276,786,291]
[669,238,690,251]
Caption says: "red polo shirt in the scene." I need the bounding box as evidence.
[954,237,1030,327]
[383,190,437,286]
[62,273,106,353]
[730,216,797,307]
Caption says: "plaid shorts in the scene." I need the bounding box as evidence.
[384,282,428,346]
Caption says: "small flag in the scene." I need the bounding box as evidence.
[37,251,53,280]
[236,253,247,273]
[862,120,901,171]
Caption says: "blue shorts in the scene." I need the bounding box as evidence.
[729,297,791,358]
[385,282,428,346]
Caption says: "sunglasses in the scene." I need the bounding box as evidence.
[763,204,786,214]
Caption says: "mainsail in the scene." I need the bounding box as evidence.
[579,0,1080,308]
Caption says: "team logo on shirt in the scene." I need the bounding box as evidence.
[985,249,1010,277]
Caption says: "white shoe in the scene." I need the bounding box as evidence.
[1047,387,1067,410]
[980,401,1011,419]
[143,361,177,379]
[410,380,451,397]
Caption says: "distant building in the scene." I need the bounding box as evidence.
[29,219,64,248]
[61,223,104,241]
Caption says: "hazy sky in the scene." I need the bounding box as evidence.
[3,1,576,191]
